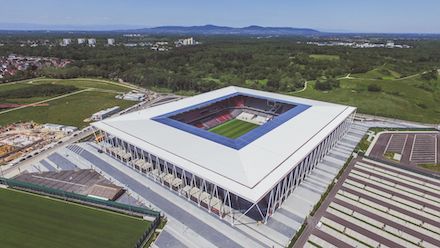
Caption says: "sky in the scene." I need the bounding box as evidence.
[0,0,439,33]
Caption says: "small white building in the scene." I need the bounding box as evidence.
[43,123,65,132]
[116,92,146,101]
[91,106,120,121]
[61,126,78,134]
[43,123,78,134]
[78,38,86,45]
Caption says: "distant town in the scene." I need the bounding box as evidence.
[0,54,70,79]
[305,40,411,49]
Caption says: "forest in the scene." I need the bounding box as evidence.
[1,36,440,94]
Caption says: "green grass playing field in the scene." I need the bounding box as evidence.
[0,91,134,128]
[209,119,259,139]
[0,189,150,248]
[0,78,137,128]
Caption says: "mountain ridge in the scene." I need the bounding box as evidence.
[0,23,320,36]
[138,24,320,36]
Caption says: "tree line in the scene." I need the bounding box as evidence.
[0,84,78,100]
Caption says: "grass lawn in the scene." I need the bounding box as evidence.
[0,189,149,248]
[0,78,134,92]
[309,54,340,61]
[352,66,401,80]
[0,91,135,128]
[418,164,440,173]
[0,78,137,128]
[293,74,440,124]
[209,119,259,139]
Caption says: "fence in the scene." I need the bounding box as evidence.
[135,216,161,248]
[0,177,162,247]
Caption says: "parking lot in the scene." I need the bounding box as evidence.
[368,131,439,167]
[297,157,440,248]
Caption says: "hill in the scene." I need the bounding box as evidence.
[134,25,320,36]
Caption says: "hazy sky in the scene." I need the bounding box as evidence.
[0,0,439,33]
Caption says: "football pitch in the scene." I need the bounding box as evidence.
[209,119,259,139]
[0,189,150,248]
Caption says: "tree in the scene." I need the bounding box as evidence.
[421,70,438,81]
[314,78,340,91]
[315,80,332,91]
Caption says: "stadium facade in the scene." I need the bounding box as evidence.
[92,86,356,224]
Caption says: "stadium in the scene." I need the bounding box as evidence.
[92,86,356,224]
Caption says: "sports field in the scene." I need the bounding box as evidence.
[0,189,150,248]
[0,78,137,128]
[209,119,258,139]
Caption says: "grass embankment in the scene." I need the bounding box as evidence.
[294,68,440,124]
[0,188,149,248]
[418,164,440,172]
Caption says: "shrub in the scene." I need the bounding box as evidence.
[315,78,340,91]
[367,83,382,92]
[421,70,438,81]
[315,80,332,91]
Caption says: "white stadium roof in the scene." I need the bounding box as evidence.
[92,86,356,203]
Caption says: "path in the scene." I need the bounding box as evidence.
[293,156,360,248]
[293,81,308,93]
[66,78,141,91]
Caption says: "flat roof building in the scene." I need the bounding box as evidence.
[92,86,356,223]
[91,106,120,121]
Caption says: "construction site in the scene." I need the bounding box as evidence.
[0,122,70,165]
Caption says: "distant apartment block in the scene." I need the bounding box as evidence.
[88,38,97,47]
[61,38,72,46]
[107,38,115,46]
[175,37,197,47]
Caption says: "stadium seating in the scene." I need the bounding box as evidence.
[170,94,294,131]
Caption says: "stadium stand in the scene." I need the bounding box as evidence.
[170,95,294,131]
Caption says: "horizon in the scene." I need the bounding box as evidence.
[0,23,439,35]
[0,0,439,34]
